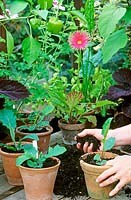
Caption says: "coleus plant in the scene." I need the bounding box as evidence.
[0,78,30,108]
[94,117,116,165]
[102,68,131,124]
[0,78,30,151]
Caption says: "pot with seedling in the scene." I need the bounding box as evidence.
[47,71,117,145]
[47,78,97,145]
[0,79,33,185]
[80,117,118,199]
[16,104,54,153]
[16,139,66,200]
[0,109,40,185]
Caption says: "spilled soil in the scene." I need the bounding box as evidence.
[54,145,87,198]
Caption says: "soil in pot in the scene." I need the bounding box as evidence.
[0,143,24,186]
[22,157,57,168]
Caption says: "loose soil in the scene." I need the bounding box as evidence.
[76,135,101,151]
[54,144,131,199]
[54,145,87,198]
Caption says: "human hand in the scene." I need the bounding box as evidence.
[96,155,131,197]
[76,129,103,153]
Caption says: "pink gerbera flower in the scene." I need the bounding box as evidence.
[69,31,90,50]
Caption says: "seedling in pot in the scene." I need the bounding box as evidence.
[93,117,116,165]
[0,109,39,152]
[16,141,67,168]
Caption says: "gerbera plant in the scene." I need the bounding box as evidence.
[68,30,90,100]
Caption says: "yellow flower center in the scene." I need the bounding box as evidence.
[77,40,82,45]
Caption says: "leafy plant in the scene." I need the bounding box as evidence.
[16,143,66,168]
[102,68,131,121]
[47,73,117,126]
[18,104,54,132]
[0,78,30,150]
[0,133,38,152]
[93,117,116,165]
[98,3,130,64]
[0,78,30,108]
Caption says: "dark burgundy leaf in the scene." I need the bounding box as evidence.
[0,79,30,100]
[111,113,131,129]
[122,101,131,118]
[0,98,5,110]
[102,85,131,100]
[113,68,131,87]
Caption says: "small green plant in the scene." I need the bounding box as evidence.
[18,104,54,132]
[93,117,116,165]
[0,133,38,153]
[16,142,66,168]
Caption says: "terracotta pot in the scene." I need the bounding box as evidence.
[0,142,24,185]
[16,125,53,154]
[58,119,88,145]
[80,151,118,199]
[19,157,60,200]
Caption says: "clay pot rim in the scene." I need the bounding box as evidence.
[0,142,31,157]
[16,125,53,136]
[18,156,61,171]
[80,151,118,169]
[58,119,87,130]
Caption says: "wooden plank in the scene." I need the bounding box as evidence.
[0,186,23,199]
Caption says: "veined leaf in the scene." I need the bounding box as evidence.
[102,29,128,64]
[98,4,126,38]
[102,117,113,139]
[22,36,41,65]
[10,0,28,14]
[6,30,14,56]
[103,137,116,151]
[33,10,48,20]
[70,10,87,23]
[0,109,16,130]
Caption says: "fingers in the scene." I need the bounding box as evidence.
[76,142,94,153]
[109,180,125,196]
[77,129,103,141]
[96,167,115,183]
[99,175,118,187]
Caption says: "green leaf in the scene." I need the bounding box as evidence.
[102,29,128,64]
[86,115,97,127]
[21,134,39,141]
[98,4,126,38]
[16,153,31,166]
[10,0,28,14]
[47,145,66,157]
[96,159,107,166]
[103,137,116,151]
[70,10,87,24]
[122,7,131,25]
[102,117,113,138]
[41,105,54,116]
[0,109,16,130]
[33,10,48,20]
[94,154,100,161]
[6,30,14,56]
[95,100,118,108]
[22,36,41,65]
